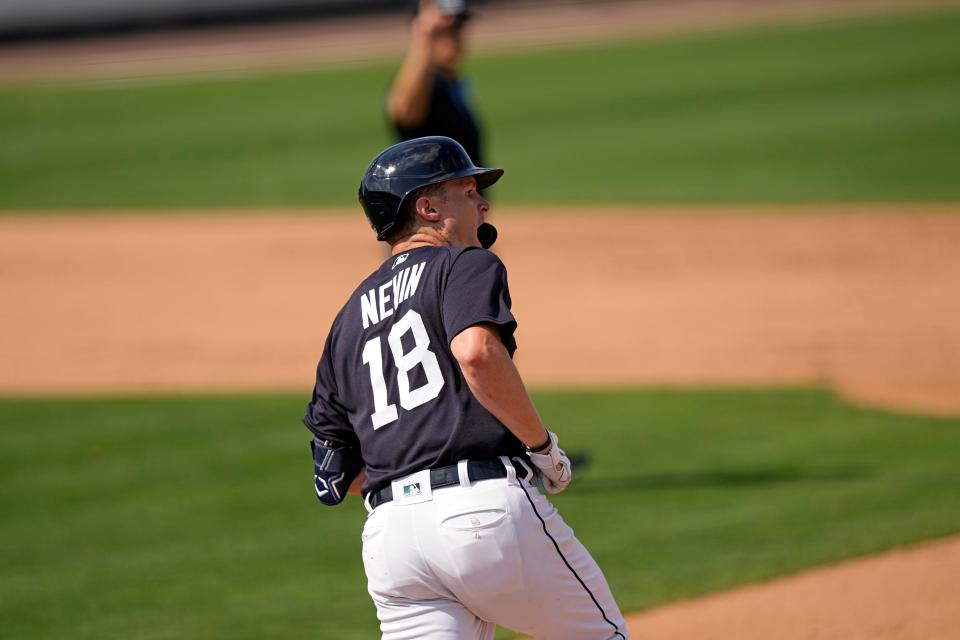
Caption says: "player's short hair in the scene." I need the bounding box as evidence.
[386,182,448,244]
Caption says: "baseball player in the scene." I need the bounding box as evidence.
[388,0,485,165]
[303,136,628,639]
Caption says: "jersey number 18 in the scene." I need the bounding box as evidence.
[361,309,445,430]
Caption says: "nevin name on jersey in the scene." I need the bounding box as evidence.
[360,261,427,330]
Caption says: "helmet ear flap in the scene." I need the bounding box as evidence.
[359,190,402,240]
[375,220,395,241]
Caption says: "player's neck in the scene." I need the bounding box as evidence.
[392,227,468,255]
[392,226,451,255]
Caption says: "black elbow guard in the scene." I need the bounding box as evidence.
[311,438,363,506]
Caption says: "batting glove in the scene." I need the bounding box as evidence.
[525,431,572,494]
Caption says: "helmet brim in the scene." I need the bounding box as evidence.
[470,167,504,191]
[422,166,503,193]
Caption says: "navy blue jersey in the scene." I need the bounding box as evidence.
[303,246,523,495]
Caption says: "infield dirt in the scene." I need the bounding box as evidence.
[628,535,960,640]
[4,207,959,415]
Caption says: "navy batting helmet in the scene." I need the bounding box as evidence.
[358,136,503,246]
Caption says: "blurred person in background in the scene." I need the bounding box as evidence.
[387,0,486,166]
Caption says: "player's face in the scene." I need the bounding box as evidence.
[439,176,489,248]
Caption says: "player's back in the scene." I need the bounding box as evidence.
[305,245,524,495]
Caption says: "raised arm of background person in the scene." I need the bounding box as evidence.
[451,323,550,449]
[387,2,452,128]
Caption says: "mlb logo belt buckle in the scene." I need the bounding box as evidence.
[390,469,433,505]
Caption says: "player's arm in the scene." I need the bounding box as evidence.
[387,2,452,128]
[451,323,548,448]
[451,324,572,493]
[304,330,364,506]
[445,250,572,492]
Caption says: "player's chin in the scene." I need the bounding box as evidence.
[467,234,482,248]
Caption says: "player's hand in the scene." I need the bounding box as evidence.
[526,431,572,494]
[412,0,456,45]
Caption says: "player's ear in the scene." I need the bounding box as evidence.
[414,196,441,222]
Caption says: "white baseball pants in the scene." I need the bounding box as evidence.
[360,457,628,639]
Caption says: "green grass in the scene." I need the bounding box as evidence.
[1,388,958,639]
[1,6,959,209]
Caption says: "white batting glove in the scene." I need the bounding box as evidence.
[525,431,572,494]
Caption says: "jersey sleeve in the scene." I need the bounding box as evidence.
[442,248,517,354]
[302,331,357,447]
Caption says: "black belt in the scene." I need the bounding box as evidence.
[367,458,529,509]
